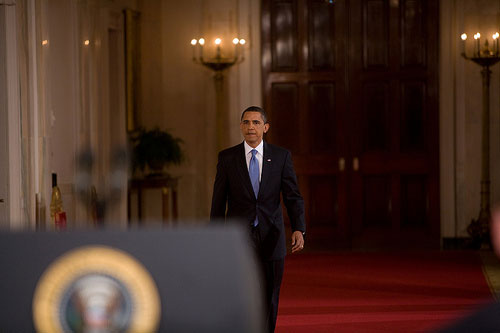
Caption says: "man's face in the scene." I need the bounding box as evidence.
[240,111,269,148]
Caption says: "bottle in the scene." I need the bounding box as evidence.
[50,173,66,230]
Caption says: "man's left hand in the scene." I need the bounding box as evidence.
[291,231,305,253]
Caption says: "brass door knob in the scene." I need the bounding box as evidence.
[339,157,345,171]
[353,157,359,171]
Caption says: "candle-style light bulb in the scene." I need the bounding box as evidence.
[191,39,198,60]
[239,39,246,45]
[232,38,240,59]
[460,33,467,56]
[474,32,481,56]
[215,38,222,60]
[198,38,205,60]
[493,32,500,55]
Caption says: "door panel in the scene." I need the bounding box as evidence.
[363,0,389,68]
[400,175,428,228]
[401,0,425,67]
[270,83,300,153]
[362,82,390,152]
[363,175,391,228]
[270,0,298,71]
[309,175,338,227]
[400,80,426,152]
[308,1,336,70]
[308,82,336,153]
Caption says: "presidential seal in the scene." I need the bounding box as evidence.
[32,246,161,332]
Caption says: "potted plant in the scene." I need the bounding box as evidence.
[131,127,184,177]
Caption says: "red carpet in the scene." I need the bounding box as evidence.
[276,251,494,332]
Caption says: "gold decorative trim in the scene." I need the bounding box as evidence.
[33,245,160,332]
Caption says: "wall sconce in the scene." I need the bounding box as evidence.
[461,31,500,62]
[190,37,246,80]
[460,30,500,248]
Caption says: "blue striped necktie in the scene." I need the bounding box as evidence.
[249,149,259,226]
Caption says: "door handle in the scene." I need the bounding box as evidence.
[353,157,359,171]
[338,157,345,171]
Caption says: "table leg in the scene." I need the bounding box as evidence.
[172,187,178,222]
[162,187,170,224]
[138,186,143,224]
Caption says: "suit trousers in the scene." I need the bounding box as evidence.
[251,226,285,333]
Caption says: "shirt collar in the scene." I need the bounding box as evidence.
[244,140,264,156]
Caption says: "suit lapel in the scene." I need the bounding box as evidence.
[236,142,255,198]
[259,142,272,199]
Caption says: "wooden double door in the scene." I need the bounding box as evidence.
[262,0,439,249]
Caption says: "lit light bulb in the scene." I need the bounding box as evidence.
[461,33,467,40]
[84,40,90,46]
[198,38,205,45]
[191,39,197,45]
[215,38,221,45]
[232,38,239,45]
[493,32,499,40]
[239,39,246,45]
[42,40,48,46]
[474,33,480,40]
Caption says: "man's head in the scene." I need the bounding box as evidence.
[240,106,269,148]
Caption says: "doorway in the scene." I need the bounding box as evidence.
[261,0,439,249]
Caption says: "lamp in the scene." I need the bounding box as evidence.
[191,37,246,79]
[460,31,500,248]
[191,36,246,151]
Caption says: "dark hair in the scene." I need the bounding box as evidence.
[241,106,268,124]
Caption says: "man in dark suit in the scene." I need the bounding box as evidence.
[210,106,306,332]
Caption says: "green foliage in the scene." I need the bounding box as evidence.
[131,127,184,174]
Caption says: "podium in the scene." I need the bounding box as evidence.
[0,226,264,332]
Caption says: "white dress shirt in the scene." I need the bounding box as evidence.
[244,140,263,182]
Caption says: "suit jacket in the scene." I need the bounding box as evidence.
[210,141,306,260]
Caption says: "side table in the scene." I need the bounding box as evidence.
[128,176,179,224]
